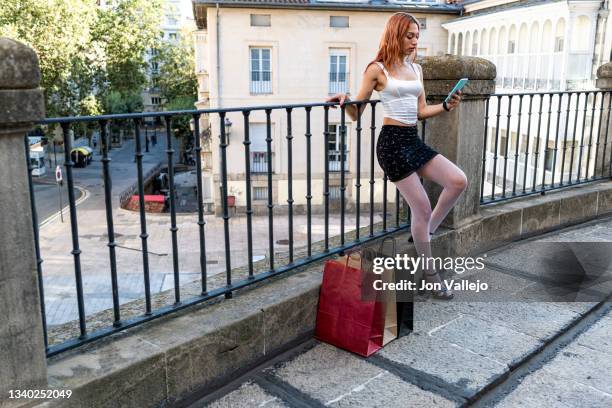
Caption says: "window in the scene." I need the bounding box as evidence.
[554,37,564,52]
[329,49,349,95]
[253,187,268,201]
[250,47,272,94]
[151,97,162,105]
[327,124,349,172]
[249,124,271,173]
[544,141,555,171]
[330,16,349,28]
[250,14,271,27]
[151,62,159,73]
[168,33,178,40]
[508,41,515,54]
[419,18,427,30]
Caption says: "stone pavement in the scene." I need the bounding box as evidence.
[188,216,612,408]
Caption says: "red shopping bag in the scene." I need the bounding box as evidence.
[315,253,385,357]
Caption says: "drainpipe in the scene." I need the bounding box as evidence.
[216,3,221,108]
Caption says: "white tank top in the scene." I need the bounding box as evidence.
[375,61,423,125]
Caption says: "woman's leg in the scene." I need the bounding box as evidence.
[395,171,453,298]
[416,154,468,235]
[394,172,433,262]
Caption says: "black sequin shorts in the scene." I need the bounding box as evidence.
[376,125,439,182]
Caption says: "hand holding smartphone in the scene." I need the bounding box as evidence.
[445,78,469,103]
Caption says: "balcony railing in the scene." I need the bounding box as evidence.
[481,90,612,204]
[250,78,272,94]
[250,151,270,173]
[29,99,410,357]
[329,80,349,95]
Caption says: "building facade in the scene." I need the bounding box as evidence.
[443,0,611,198]
[191,0,462,214]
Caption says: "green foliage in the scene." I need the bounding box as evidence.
[0,0,98,116]
[0,0,164,116]
[151,28,198,106]
[165,95,196,137]
[102,90,144,114]
[93,0,163,96]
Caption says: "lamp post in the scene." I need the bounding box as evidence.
[145,123,150,153]
[224,117,232,145]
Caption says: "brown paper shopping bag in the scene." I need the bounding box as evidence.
[360,239,398,346]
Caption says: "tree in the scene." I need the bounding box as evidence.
[92,0,163,99]
[0,0,99,117]
[0,0,164,117]
[150,27,198,164]
[152,28,198,106]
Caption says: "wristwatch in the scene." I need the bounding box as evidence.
[442,100,451,112]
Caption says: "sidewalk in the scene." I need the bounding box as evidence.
[36,132,185,325]
[190,216,612,407]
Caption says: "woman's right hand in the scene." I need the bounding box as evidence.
[326,93,350,109]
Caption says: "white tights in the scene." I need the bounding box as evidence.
[394,154,468,277]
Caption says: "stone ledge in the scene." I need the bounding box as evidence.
[24,265,322,408]
[19,179,612,408]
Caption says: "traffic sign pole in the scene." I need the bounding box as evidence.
[55,165,64,223]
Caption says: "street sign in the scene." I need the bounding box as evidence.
[55,165,63,184]
[55,165,64,222]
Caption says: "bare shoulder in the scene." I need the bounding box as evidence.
[365,61,383,77]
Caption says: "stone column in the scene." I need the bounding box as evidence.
[595,62,612,178]
[419,54,496,229]
[0,38,47,399]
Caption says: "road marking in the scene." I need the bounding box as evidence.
[39,185,89,229]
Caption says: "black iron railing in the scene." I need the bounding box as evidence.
[481,90,612,204]
[29,100,415,357]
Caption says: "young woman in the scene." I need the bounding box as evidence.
[326,12,467,300]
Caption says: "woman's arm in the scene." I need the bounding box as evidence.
[416,64,462,121]
[326,63,380,121]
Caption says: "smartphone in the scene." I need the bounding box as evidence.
[445,78,469,103]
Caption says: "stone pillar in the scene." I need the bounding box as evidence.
[419,54,496,229]
[595,62,612,178]
[0,38,47,399]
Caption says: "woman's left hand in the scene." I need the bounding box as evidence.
[446,90,462,110]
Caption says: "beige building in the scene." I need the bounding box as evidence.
[191,0,462,214]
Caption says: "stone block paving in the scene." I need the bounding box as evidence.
[191,217,612,407]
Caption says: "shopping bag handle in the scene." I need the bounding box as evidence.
[378,236,397,256]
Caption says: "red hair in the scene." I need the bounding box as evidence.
[367,13,420,72]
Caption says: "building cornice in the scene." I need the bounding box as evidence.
[441,0,583,29]
[193,0,462,30]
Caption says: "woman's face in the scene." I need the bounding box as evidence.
[402,22,420,57]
